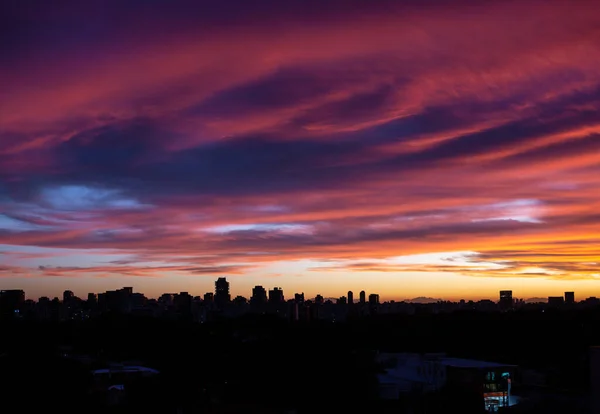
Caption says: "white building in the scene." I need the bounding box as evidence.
[377,352,519,412]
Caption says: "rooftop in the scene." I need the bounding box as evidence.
[439,357,515,369]
[377,352,515,370]
[92,365,159,375]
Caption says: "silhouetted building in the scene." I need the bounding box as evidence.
[250,286,267,312]
[215,277,231,308]
[101,287,133,313]
[565,291,575,304]
[63,290,74,303]
[34,296,50,319]
[294,292,305,303]
[92,364,159,399]
[314,294,324,305]
[174,292,192,315]
[268,287,284,304]
[50,297,61,320]
[548,296,565,307]
[131,293,147,308]
[369,294,379,306]
[377,353,518,411]
[62,290,76,318]
[0,289,25,316]
[233,295,247,304]
[251,286,267,303]
[203,292,214,303]
[499,290,513,310]
[369,293,379,314]
[158,293,174,307]
[348,290,354,305]
[337,296,347,305]
[359,290,366,304]
[310,295,324,320]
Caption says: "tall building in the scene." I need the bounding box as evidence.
[63,290,74,303]
[215,277,231,307]
[294,293,305,303]
[565,292,575,304]
[369,293,380,306]
[359,291,366,304]
[251,285,267,305]
[499,290,513,310]
[103,288,133,313]
[268,287,284,304]
[348,291,354,305]
[174,292,192,314]
[368,293,380,315]
[87,293,98,313]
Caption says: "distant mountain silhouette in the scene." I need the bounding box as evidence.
[307,297,339,303]
[405,297,442,304]
[524,297,548,303]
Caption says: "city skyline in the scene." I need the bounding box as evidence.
[1,279,583,304]
[2,0,600,300]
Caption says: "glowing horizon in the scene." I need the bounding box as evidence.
[1,0,600,300]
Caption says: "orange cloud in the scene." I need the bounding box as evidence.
[2,0,600,299]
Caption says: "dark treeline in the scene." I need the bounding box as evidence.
[1,307,599,413]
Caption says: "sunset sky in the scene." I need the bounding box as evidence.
[2,0,600,301]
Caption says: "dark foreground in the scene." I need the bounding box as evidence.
[1,308,598,413]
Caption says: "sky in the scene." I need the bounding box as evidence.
[1,0,600,301]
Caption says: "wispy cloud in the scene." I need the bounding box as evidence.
[1,0,600,297]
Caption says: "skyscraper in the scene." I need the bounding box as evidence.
[565,291,575,304]
[368,293,379,315]
[348,291,354,305]
[63,290,74,303]
[251,285,267,305]
[499,290,513,310]
[268,287,284,304]
[368,293,379,306]
[359,290,366,304]
[314,294,324,305]
[215,277,231,307]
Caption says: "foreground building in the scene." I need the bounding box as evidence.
[377,352,518,412]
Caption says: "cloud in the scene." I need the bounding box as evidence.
[31,263,256,278]
[1,0,600,296]
[0,265,30,277]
